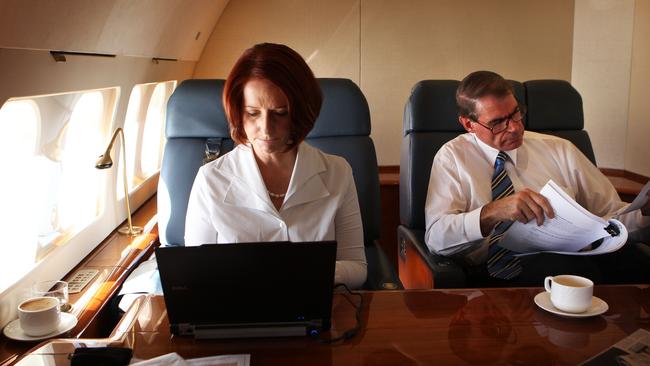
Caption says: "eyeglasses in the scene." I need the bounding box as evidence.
[470,105,526,134]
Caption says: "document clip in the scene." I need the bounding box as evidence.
[604,222,620,237]
[203,137,223,165]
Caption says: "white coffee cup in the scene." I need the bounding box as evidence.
[544,275,593,313]
[18,296,61,336]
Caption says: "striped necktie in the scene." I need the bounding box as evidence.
[486,151,522,280]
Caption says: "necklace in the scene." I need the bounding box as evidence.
[267,190,286,199]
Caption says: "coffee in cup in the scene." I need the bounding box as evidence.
[18,296,61,336]
[544,275,593,313]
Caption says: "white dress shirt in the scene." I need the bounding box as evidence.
[185,142,367,289]
[425,131,649,264]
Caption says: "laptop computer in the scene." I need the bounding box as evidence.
[155,241,337,339]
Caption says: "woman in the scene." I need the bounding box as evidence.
[184,43,367,288]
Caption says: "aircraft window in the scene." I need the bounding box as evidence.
[0,100,41,289]
[122,87,143,191]
[119,81,176,197]
[141,83,167,176]
[58,92,104,230]
[0,89,116,292]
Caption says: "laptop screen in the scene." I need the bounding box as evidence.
[155,241,337,338]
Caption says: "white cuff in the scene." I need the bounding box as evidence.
[464,206,485,241]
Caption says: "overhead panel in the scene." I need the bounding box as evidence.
[0,0,229,61]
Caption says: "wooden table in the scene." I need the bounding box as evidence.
[9,285,650,365]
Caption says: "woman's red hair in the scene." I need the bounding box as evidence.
[223,43,322,148]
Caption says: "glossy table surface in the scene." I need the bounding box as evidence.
[11,285,650,365]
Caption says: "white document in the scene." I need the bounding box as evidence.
[498,180,628,256]
[118,257,162,295]
[130,352,250,366]
[186,354,250,366]
[118,256,163,311]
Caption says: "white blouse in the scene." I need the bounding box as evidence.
[185,142,368,288]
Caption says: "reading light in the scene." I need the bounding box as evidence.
[95,127,143,236]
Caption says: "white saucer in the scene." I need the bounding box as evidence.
[534,292,608,318]
[2,313,77,341]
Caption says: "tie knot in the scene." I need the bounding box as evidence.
[495,151,508,169]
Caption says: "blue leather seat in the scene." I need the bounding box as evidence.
[116,79,233,313]
[307,78,401,290]
[398,80,465,288]
[398,79,597,288]
[524,80,596,164]
[158,78,401,290]
[158,79,233,247]
[524,80,648,284]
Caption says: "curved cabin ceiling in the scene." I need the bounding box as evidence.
[0,0,229,61]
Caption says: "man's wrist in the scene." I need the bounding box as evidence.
[470,203,495,238]
[478,204,497,237]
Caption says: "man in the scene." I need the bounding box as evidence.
[424,70,650,284]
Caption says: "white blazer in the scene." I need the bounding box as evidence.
[185,142,368,288]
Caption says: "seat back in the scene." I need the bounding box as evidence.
[158,79,233,246]
[159,78,382,249]
[306,78,381,246]
[400,80,462,229]
[400,78,597,231]
[524,80,596,164]
[400,80,525,230]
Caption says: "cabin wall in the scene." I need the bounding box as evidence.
[0,50,195,328]
[195,0,575,166]
[0,49,195,104]
[626,0,650,177]
[194,0,361,81]
[0,0,227,61]
[0,0,229,327]
[571,0,635,170]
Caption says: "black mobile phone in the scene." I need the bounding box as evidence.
[69,347,132,366]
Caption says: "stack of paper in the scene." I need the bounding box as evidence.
[130,352,250,366]
[499,180,628,256]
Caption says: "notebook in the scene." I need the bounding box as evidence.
[155,241,337,339]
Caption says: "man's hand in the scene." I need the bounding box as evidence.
[642,191,650,216]
[480,188,555,236]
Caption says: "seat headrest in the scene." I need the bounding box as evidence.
[166,79,231,139]
[404,80,462,135]
[524,80,584,130]
[308,78,371,138]
[403,79,526,136]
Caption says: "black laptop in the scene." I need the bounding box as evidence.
[155,241,337,339]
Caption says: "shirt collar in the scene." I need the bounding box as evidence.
[221,142,329,213]
[471,133,518,166]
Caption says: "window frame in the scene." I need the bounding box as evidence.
[0,86,119,295]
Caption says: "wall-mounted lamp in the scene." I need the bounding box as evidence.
[95,128,143,236]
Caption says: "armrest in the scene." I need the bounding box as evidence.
[397,225,466,288]
[363,240,404,290]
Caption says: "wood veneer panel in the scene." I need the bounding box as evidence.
[113,286,649,365]
[398,239,434,289]
[0,196,160,365]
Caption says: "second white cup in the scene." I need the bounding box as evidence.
[32,280,70,312]
[544,275,593,313]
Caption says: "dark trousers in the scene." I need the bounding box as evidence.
[467,240,650,288]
